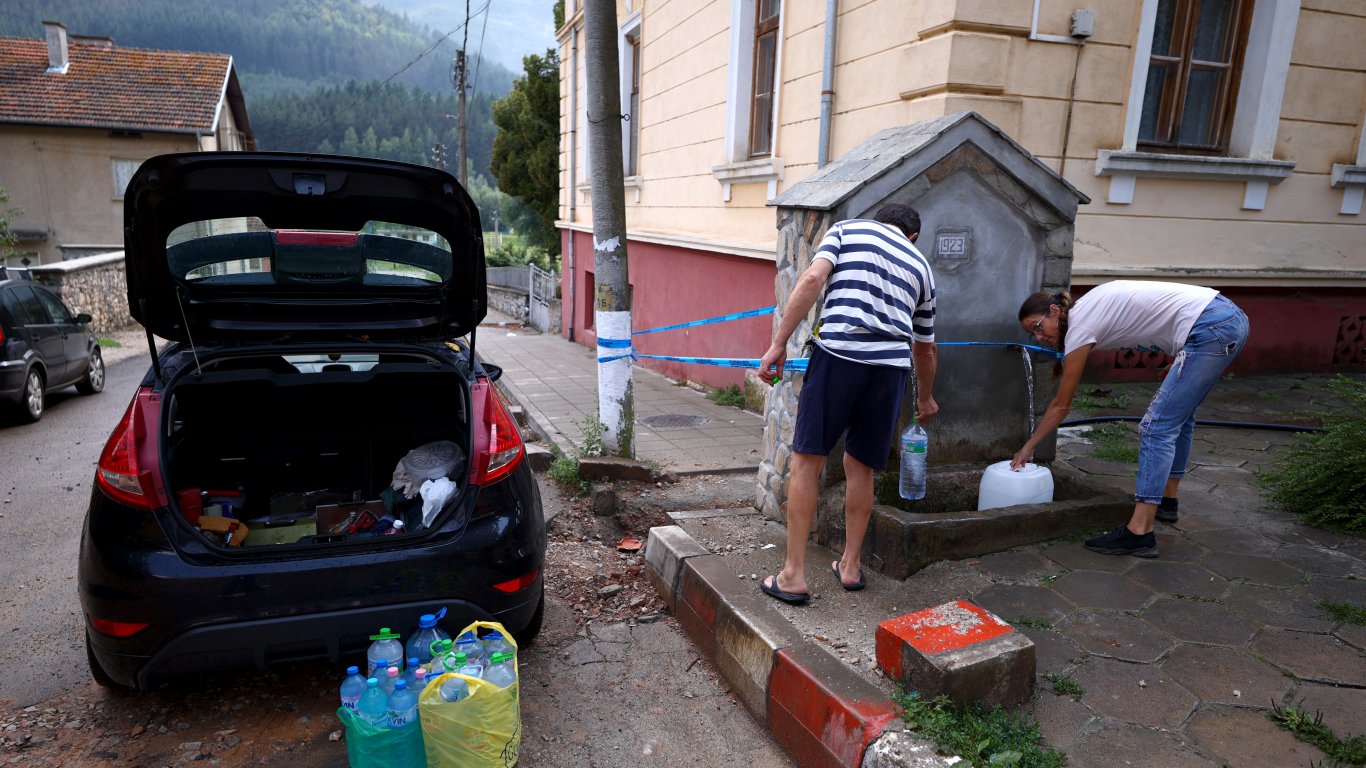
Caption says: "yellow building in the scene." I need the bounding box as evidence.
[556,0,1365,379]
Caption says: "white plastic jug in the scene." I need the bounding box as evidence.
[978,461,1054,511]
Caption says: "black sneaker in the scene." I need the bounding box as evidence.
[1084,525,1158,557]
[1156,497,1179,524]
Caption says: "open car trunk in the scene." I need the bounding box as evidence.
[160,350,470,551]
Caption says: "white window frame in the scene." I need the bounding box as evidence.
[711,0,784,202]
[619,11,643,198]
[1097,0,1300,210]
[112,159,140,200]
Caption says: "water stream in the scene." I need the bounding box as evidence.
[1020,346,1036,435]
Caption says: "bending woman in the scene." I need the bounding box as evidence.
[1012,281,1250,558]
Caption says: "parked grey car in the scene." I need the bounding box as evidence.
[0,277,104,422]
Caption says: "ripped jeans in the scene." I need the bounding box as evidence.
[1134,295,1250,505]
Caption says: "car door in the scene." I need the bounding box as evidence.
[33,286,88,385]
[9,285,66,386]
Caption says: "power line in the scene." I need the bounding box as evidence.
[472,0,491,96]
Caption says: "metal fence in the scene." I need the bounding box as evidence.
[486,264,560,332]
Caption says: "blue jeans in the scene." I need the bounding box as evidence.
[1134,295,1250,504]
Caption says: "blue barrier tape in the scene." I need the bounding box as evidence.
[595,337,632,349]
[631,306,775,336]
[597,341,1061,369]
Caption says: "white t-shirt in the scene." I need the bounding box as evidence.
[1065,281,1219,357]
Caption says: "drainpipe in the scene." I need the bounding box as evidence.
[817,0,838,169]
[566,25,579,342]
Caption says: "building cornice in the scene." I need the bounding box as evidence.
[558,222,776,262]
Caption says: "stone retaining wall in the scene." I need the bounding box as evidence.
[30,251,130,335]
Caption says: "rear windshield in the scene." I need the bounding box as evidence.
[167,218,452,286]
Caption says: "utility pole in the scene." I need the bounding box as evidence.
[451,50,468,185]
[584,0,634,458]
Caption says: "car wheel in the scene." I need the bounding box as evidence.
[77,348,105,395]
[513,586,545,648]
[86,634,130,690]
[19,368,44,423]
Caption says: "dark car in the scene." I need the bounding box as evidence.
[0,276,105,422]
[78,152,545,689]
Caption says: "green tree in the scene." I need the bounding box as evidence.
[491,49,561,255]
[0,186,22,263]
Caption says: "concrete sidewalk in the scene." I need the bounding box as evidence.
[475,313,765,475]
[479,314,1366,768]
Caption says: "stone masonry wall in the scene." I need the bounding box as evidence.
[30,252,130,335]
[755,208,837,522]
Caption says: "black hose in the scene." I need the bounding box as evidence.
[1060,415,1319,433]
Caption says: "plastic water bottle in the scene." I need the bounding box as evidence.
[438,674,469,703]
[406,609,450,666]
[451,651,482,679]
[483,652,517,688]
[339,665,367,711]
[366,628,403,677]
[899,418,928,501]
[454,631,483,666]
[483,632,514,661]
[386,679,419,728]
[412,667,428,690]
[380,666,401,696]
[402,657,423,691]
[426,638,455,676]
[358,678,388,727]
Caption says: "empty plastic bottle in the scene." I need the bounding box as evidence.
[438,674,469,703]
[483,632,515,661]
[453,651,483,680]
[899,418,928,501]
[483,652,517,688]
[386,679,419,728]
[358,678,388,727]
[380,665,401,696]
[366,627,403,677]
[426,638,455,676]
[454,630,484,666]
[405,609,450,667]
[401,657,423,691]
[412,667,428,690]
[339,665,367,711]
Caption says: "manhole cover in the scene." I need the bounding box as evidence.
[641,414,710,427]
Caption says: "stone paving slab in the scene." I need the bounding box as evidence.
[494,326,1366,768]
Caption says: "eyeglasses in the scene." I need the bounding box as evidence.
[1030,318,1044,335]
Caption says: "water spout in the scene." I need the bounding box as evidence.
[1020,346,1036,435]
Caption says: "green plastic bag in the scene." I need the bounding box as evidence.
[336,706,426,768]
[419,620,521,767]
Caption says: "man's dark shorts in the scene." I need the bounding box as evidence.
[792,345,909,469]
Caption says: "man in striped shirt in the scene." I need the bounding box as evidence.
[757,204,938,603]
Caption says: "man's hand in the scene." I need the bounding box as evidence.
[915,396,939,423]
[758,343,787,383]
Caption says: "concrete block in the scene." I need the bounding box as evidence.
[578,455,655,482]
[674,554,747,659]
[643,525,711,612]
[768,645,899,768]
[713,591,808,720]
[590,484,617,516]
[523,443,554,472]
[876,600,1035,708]
[861,729,961,768]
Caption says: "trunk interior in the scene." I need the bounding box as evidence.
[161,352,470,551]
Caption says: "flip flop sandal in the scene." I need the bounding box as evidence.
[832,561,865,591]
[760,575,810,604]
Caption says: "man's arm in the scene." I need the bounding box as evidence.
[911,339,938,422]
[758,258,834,380]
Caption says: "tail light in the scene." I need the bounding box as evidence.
[472,381,524,486]
[89,617,149,637]
[492,569,539,593]
[96,387,167,510]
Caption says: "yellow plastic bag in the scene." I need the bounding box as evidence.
[418,620,520,768]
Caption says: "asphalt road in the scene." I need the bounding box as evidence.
[0,346,793,767]
[0,348,144,709]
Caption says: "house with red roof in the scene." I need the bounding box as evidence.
[0,21,255,266]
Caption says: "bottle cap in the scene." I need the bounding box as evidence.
[415,669,426,680]
[395,679,406,690]
[387,667,399,678]
[367,678,379,686]
[347,665,359,675]
[370,627,400,641]
[418,613,437,628]
[491,652,512,664]
[408,657,419,666]
[374,658,388,667]
[454,651,468,663]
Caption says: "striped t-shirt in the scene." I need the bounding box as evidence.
[811,219,936,369]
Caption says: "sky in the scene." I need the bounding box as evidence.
[362,0,559,75]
